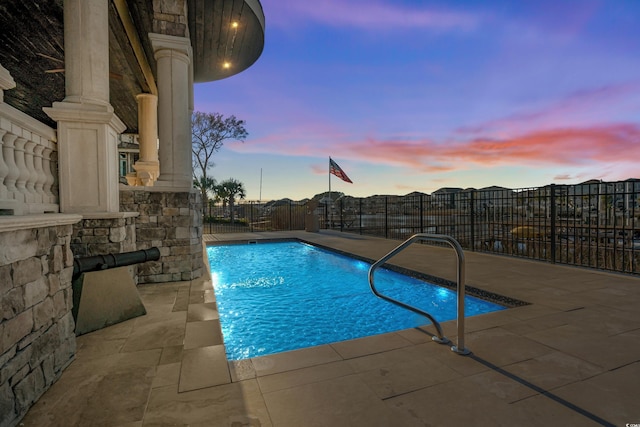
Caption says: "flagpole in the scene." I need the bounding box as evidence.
[328,157,332,228]
[259,168,262,204]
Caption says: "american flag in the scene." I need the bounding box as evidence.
[329,158,353,183]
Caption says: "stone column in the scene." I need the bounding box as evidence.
[149,33,193,190]
[131,93,159,186]
[189,51,194,115]
[44,0,125,213]
[62,0,110,106]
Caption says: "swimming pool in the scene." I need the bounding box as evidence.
[208,241,506,360]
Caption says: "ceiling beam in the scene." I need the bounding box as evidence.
[113,0,157,95]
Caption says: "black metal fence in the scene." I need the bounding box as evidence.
[203,200,308,234]
[204,180,640,275]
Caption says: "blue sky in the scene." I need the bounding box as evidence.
[193,0,640,201]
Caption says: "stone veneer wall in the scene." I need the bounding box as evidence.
[69,213,139,284]
[120,188,203,283]
[70,213,138,257]
[0,216,80,427]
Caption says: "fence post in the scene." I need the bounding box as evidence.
[385,197,389,239]
[550,184,556,263]
[359,198,363,235]
[470,190,475,251]
[340,198,344,232]
[250,201,254,232]
[324,203,328,229]
[420,194,424,233]
[202,198,206,225]
[289,201,292,230]
[202,200,206,234]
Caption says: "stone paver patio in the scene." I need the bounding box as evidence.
[20,230,640,426]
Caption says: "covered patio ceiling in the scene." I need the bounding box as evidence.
[0,0,265,133]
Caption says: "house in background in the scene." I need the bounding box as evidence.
[118,133,141,183]
[431,187,464,209]
[0,1,265,425]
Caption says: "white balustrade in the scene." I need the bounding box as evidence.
[33,144,46,202]
[0,107,59,214]
[0,129,8,199]
[2,132,19,196]
[13,136,29,202]
[24,139,38,202]
[1,61,59,215]
[42,146,56,204]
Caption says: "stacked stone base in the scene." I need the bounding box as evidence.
[0,188,204,426]
[70,213,137,257]
[70,213,139,284]
[120,188,203,283]
[0,220,78,427]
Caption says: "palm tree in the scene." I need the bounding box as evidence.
[216,178,246,224]
[193,176,217,206]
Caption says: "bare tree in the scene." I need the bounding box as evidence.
[191,111,248,188]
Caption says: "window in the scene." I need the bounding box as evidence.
[119,153,127,176]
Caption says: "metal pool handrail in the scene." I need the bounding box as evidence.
[367,233,470,355]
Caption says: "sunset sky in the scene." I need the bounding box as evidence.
[194,0,640,201]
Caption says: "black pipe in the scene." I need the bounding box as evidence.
[72,247,161,280]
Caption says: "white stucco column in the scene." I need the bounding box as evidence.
[44,0,125,213]
[149,33,193,190]
[62,0,110,106]
[132,93,159,186]
[136,94,159,163]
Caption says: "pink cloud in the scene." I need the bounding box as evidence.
[344,123,640,172]
[553,174,573,181]
[394,183,428,193]
[310,164,325,175]
[233,120,640,181]
[457,125,640,165]
[266,0,480,32]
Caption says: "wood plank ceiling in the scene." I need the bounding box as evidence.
[0,0,264,133]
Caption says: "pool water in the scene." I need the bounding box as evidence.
[208,241,505,360]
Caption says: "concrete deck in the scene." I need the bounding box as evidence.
[21,230,640,426]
